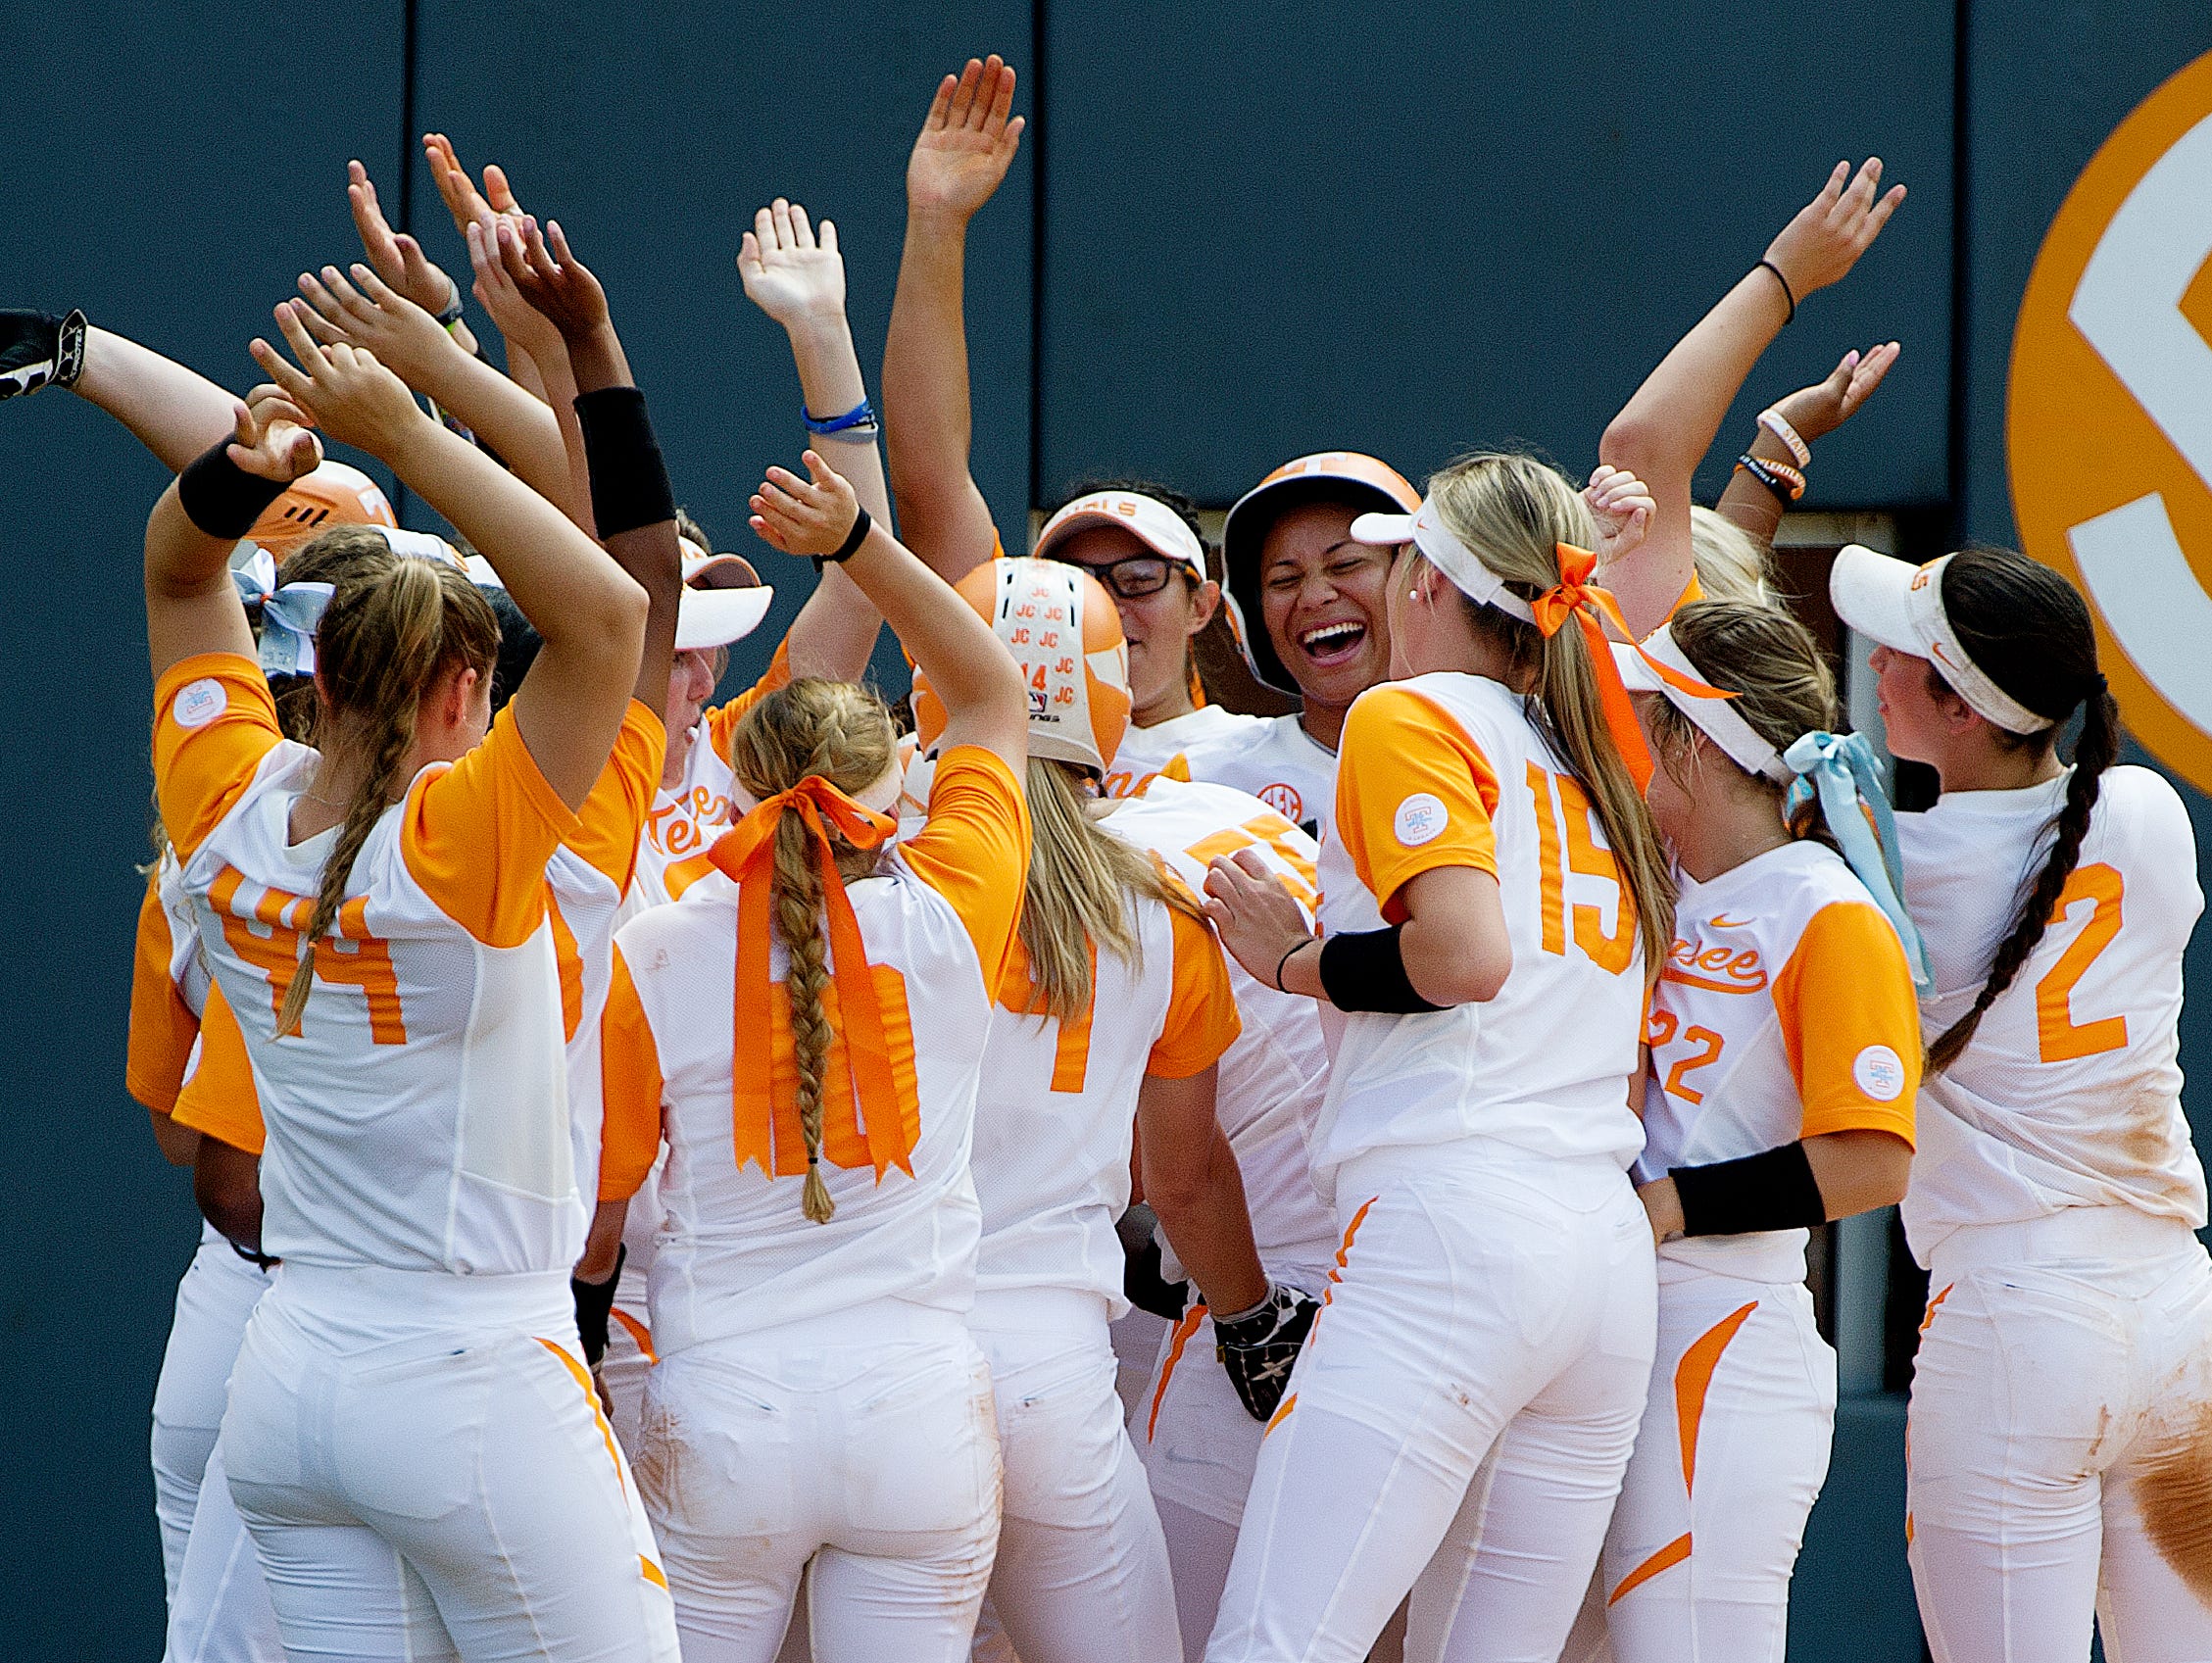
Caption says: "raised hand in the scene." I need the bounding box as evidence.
[465,214,565,365]
[750,450,860,557]
[249,302,428,459]
[292,261,454,388]
[907,55,1025,222]
[1584,465,1656,567]
[423,132,527,241]
[1771,341,1902,443]
[346,160,460,318]
[224,384,323,483]
[495,218,611,348]
[1202,849,1316,991]
[1763,159,1907,304]
[738,199,846,329]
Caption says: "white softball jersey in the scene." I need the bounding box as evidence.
[598,746,1031,1353]
[1103,704,1260,800]
[1896,764,2207,1261]
[1311,673,1649,1184]
[1176,710,1340,843]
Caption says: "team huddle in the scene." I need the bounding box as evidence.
[15,48,2212,1663]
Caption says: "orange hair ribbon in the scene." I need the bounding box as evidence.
[708,778,912,1182]
[1529,542,1658,793]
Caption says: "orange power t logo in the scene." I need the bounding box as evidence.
[2009,47,2212,792]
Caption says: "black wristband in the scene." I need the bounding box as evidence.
[570,1243,627,1368]
[177,440,291,540]
[1316,924,1445,1014]
[572,386,675,538]
[1671,1142,1828,1237]
[1736,454,1796,508]
[1757,258,1797,323]
[812,504,873,572]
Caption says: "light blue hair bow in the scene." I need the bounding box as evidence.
[233,550,333,677]
[1782,731,1932,990]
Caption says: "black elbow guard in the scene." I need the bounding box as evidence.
[573,386,675,537]
[570,1244,627,1367]
[1317,925,1446,1014]
[1671,1142,1828,1237]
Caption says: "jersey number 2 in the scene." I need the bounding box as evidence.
[2036,862,2128,1062]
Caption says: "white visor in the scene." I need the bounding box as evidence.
[1350,498,1535,623]
[1611,626,1790,783]
[678,544,774,652]
[1034,490,1209,583]
[1829,545,2052,735]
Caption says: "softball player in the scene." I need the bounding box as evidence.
[1830,544,2212,1663]
[906,557,1265,1663]
[149,305,678,1658]
[596,450,1029,1663]
[1113,773,1337,1659]
[1199,454,1674,1662]
[1204,453,1422,840]
[1594,602,1924,1663]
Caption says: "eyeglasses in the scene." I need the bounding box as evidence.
[1049,551,1182,601]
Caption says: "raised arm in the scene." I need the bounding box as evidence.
[881,56,1025,581]
[467,213,592,533]
[1712,342,1902,547]
[750,449,1024,771]
[142,387,321,678]
[500,217,681,718]
[738,197,889,681]
[289,258,577,523]
[421,134,549,403]
[27,316,238,470]
[251,307,644,807]
[1598,159,1905,636]
[345,159,479,356]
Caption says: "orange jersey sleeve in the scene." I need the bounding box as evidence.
[151,653,283,859]
[126,874,199,1114]
[1774,901,1921,1145]
[169,982,267,1155]
[1333,685,1500,922]
[702,637,794,766]
[1146,905,1243,1079]
[898,746,1033,991]
[564,701,667,891]
[598,945,664,1201]
[401,704,582,949]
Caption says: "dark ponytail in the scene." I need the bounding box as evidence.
[1923,548,2118,1074]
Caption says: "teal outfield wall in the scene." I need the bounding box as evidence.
[5,4,2212,1655]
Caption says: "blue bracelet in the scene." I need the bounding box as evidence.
[803,397,877,435]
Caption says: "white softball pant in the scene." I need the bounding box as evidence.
[166,1436,283,1663]
[1598,1258,1837,1663]
[635,1303,1001,1663]
[1133,1262,1334,1661]
[1906,1207,2212,1663]
[1204,1144,1657,1663]
[151,1231,270,1602]
[221,1265,678,1663]
[966,1289,1182,1663]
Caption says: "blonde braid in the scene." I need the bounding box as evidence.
[727,678,899,1223]
[275,555,499,1037]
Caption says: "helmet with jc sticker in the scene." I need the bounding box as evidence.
[912,557,1130,774]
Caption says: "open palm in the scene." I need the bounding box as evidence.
[907,56,1025,220]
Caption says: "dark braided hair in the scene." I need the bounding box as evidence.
[1922,548,2120,1074]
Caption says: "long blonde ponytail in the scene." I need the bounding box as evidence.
[1427,452,1675,975]
[1016,758,1195,1019]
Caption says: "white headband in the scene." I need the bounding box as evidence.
[1611,626,1791,783]
[1349,498,1536,623]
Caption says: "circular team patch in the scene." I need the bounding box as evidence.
[1853,1044,1907,1102]
[1393,792,1447,848]
[1258,782,1304,821]
[172,677,228,730]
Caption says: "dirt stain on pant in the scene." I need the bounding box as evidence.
[2138,1397,2212,1603]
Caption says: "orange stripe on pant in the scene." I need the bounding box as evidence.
[1608,1300,1758,1604]
[536,1338,664,1590]
[1148,1303,1209,1443]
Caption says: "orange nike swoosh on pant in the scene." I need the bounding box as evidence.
[1148,1302,1210,1444]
